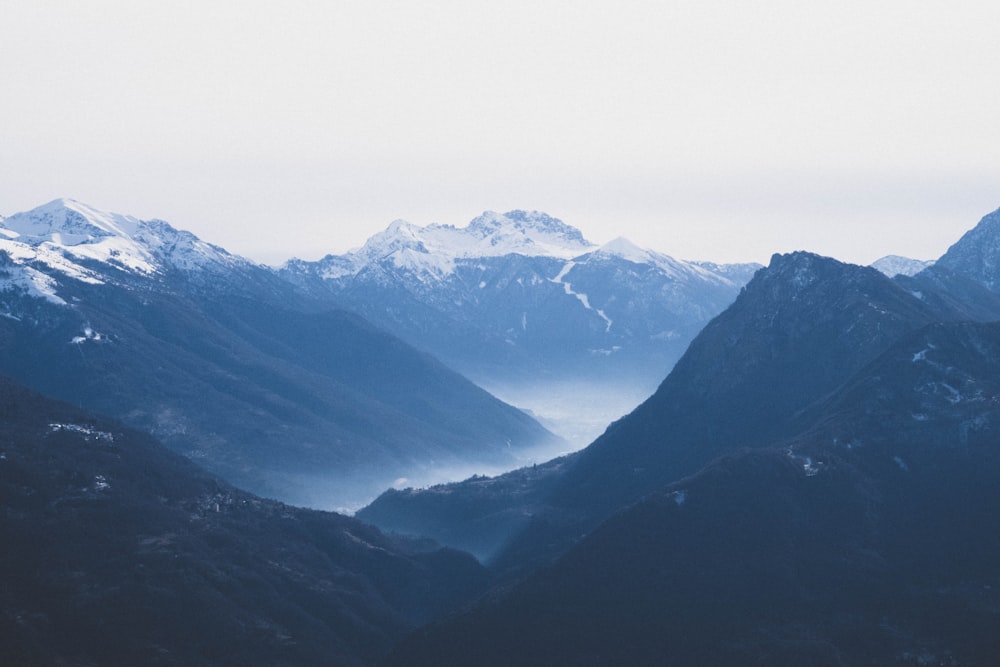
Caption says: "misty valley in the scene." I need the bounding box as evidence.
[3,200,1000,665]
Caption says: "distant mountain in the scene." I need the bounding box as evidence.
[382,322,1000,667]
[280,210,760,443]
[871,254,935,277]
[0,200,562,510]
[0,375,487,667]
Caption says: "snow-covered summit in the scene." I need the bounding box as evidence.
[1,199,248,276]
[0,199,254,303]
[466,210,591,252]
[591,236,654,264]
[379,210,595,261]
[871,255,934,278]
[304,210,598,280]
[4,198,143,245]
[588,236,738,285]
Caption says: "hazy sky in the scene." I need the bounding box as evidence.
[2,1,999,266]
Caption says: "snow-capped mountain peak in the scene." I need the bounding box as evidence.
[313,210,599,281]
[586,236,738,285]
[465,210,593,258]
[871,255,934,278]
[592,236,656,263]
[1,199,159,280]
[0,199,254,303]
[3,198,143,244]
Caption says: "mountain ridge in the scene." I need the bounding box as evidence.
[934,206,1000,291]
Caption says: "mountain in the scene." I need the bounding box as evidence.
[871,254,935,277]
[547,252,945,512]
[0,374,488,666]
[280,210,760,444]
[934,206,1000,291]
[381,321,1000,666]
[1,198,232,271]
[0,200,562,510]
[360,252,955,563]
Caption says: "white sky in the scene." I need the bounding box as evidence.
[2,1,999,266]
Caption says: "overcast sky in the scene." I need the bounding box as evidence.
[2,1,999,266]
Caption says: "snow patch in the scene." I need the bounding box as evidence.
[787,448,822,476]
[48,423,114,443]
[941,383,962,404]
[71,326,105,345]
[343,530,391,553]
[912,342,937,363]
[549,261,613,332]
[670,489,687,506]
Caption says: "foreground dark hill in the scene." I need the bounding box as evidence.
[0,199,561,509]
[361,252,966,562]
[0,376,487,666]
[385,321,1000,666]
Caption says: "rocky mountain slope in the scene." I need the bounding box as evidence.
[934,206,1000,290]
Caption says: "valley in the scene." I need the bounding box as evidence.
[2,200,1000,665]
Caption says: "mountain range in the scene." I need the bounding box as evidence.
[4,197,1000,665]
[0,199,562,510]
